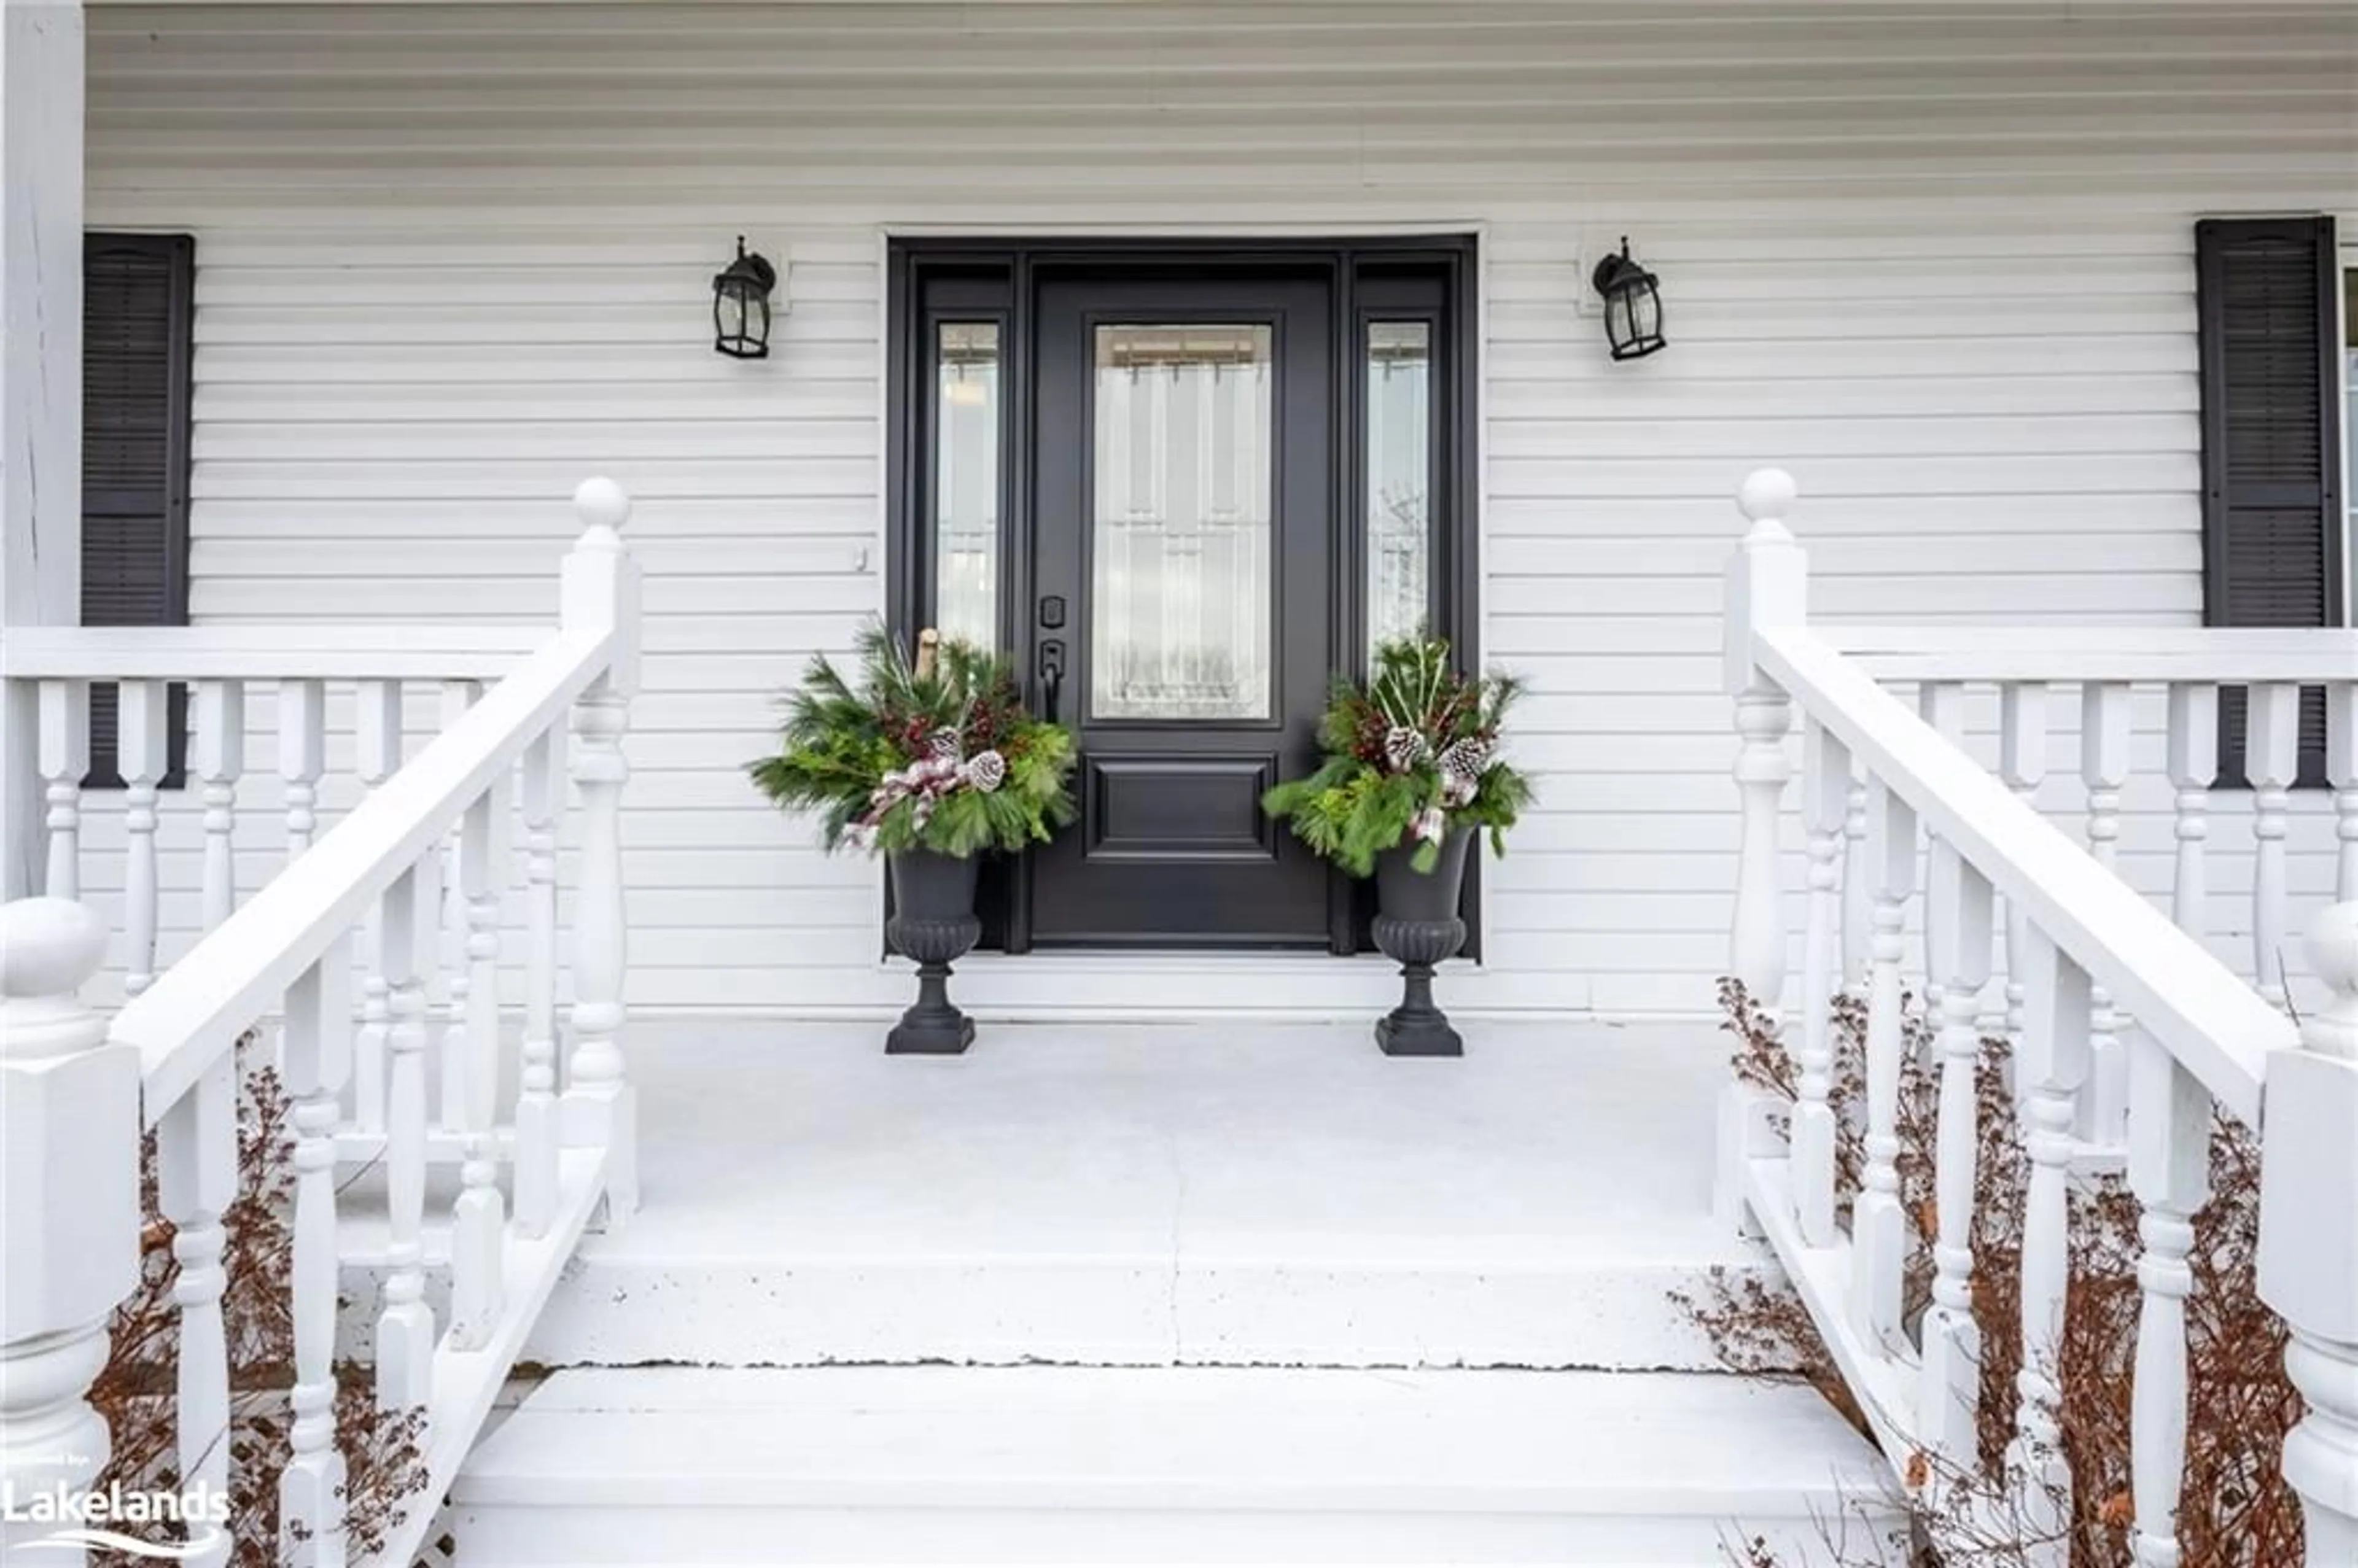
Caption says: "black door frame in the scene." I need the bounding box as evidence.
[885,235,1482,957]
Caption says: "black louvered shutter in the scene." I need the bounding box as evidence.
[83,234,194,788]
[2196,217,2344,788]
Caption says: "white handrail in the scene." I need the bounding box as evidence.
[113,629,612,1121]
[2,624,542,680]
[1757,624,2295,1123]
[1818,624,2358,685]
[1722,467,2358,1567]
[0,478,639,1568]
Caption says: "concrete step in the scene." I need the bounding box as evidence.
[448,1364,1906,1565]
[494,1020,1776,1371]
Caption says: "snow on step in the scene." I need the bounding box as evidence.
[450,1365,1904,1566]
[516,1020,1772,1371]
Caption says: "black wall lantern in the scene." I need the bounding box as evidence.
[712,236,779,359]
[1590,237,1666,361]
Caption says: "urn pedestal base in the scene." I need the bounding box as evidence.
[1371,829,1473,1058]
[884,852,981,1056]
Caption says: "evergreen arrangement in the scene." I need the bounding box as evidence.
[1262,635,1533,875]
[749,624,1078,856]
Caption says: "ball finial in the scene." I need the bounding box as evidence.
[573,476,632,535]
[0,898,108,1001]
[2308,901,2358,1003]
[1738,468,1797,526]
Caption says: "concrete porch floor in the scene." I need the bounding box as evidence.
[515,1018,1766,1371]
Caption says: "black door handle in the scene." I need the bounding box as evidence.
[1037,640,1065,723]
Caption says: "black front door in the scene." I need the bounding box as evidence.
[1025,272,1335,947]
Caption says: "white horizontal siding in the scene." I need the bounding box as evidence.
[78,1,2358,1018]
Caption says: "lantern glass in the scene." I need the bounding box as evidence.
[712,239,777,359]
[1592,239,1665,362]
[1627,278,1662,346]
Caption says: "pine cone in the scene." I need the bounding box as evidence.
[962,749,1007,793]
[926,729,963,763]
[1383,725,1430,772]
[1436,736,1491,783]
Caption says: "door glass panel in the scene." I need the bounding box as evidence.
[933,321,1000,647]
[1366,321,1432,654]
[1091,324,1274,720]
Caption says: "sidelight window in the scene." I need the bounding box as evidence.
[1365,321,1433,656]
[933,321,1001,647]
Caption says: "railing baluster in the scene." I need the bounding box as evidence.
[2166,683,2217,945]
[279,677,327,861]
[376,859,435,1409]
[155,1049,238,1568]
[1854,777,1915,1351]
[1923,846,1993,1463]
[1918,683,1965,1034]
[438,680,483,1132]
[1794,719,1846,1246]
[2247,681,2301,1009]
[2009,928,2090,1554]
[449,778,508,1351]
[2329,682,2356,904]
[194,681,245,933]
[2127,1034,2210,1568]
[351,680,403,1133]
[515,723,566,1238]
[120,680,169,998]
[280,938,351,1567]
[1843,772,1870,992]
[2081,681,2132,1144]
[1999,682,2049,1055]
[36,680,88,900]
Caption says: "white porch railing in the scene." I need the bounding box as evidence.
[1719,467,2358,1565]
[0,479,640,1568]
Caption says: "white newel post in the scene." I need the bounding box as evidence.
[2258,901,2358,1566]
[1717,468,1804,1232]
[561,478,641,1224]
[0,900,139,1568]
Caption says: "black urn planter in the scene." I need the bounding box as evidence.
[1371,828,1473,1057]
[884,849,981,1055]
